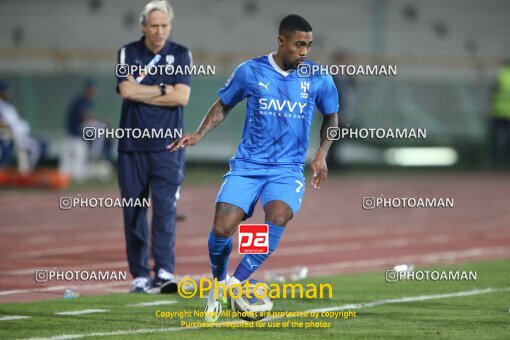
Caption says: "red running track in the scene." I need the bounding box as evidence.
[0,172,509,303]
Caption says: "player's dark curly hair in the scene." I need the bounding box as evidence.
[278,14,312,36]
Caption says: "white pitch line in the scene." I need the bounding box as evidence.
[273,287,510,318]
[9,224,502,260]
[0,315,31,321]
[4,222,508,273]
[302,247,510,277]
[0,281,127,296]
[4,236,507,275]
[24,287,510,340]
[4,227,469,260]
[2,246,509,296]
[55,309,109,316]
[26,327,186,340]
[126,301,177,307]
[230,287,510,324]
[0,262,127,276]
[7,245,120,259]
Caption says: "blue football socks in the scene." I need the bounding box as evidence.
[208,228,233,281]
[233,222,285,281]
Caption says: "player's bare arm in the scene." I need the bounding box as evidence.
[118,76,190,107]
[311,112,338,189]
[167,99,233,151]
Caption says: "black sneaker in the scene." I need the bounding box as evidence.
[154,269,178,294]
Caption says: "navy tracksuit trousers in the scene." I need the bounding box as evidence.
[117,149,184,279]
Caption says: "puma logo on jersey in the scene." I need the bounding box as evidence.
[258,81,270,90]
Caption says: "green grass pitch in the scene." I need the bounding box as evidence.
[0,259,508,339]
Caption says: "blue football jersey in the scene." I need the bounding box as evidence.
[218,53,338,167]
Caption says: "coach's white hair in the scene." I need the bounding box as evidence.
[140,0,174,26]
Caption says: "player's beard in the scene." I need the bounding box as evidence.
[286,59,300,70]
[290,58,306,69]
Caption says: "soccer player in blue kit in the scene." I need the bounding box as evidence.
[169,14,338,321]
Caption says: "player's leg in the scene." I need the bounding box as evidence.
[209,173,264,280]
[205,202,245,322]
[209,202,245,281]
[149,149,184,293]
[205,202,244,320]
[232,200,292,282]
[232,169,305,282]
[117,151,151,292]
[205,172,264,321]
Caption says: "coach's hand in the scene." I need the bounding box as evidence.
[311,152,328,189]
[167,133,202,152]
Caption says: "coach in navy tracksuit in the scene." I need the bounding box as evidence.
[116,0,191,293]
